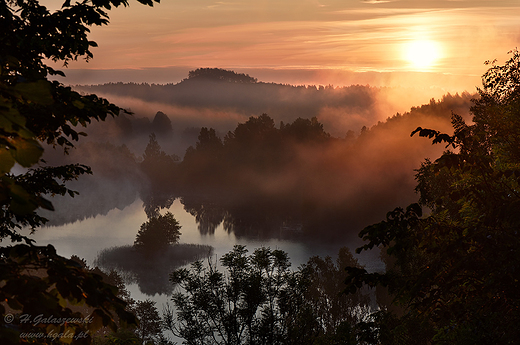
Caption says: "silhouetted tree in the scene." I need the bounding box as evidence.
[0,0,158,342]
[134,212,181,253]
[131,299,163,344]
[226,113,277,145]
[141,133,179,193]
[143,133,164,162]
[195,127,223,152]
[280,117,330,143]
[304,248,371,336]
[180,127,228,192]
[165,245,368,345]
[223,114,283,174]
[152,111,173,134]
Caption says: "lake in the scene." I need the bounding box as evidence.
[29,196,384,304]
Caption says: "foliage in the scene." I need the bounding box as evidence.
[134,212,182,252]
[165,245,290,345]
[177,114,333,197]
[130,300,163,345]
[151,111,173,134]
[1,0,158,343]
[304,248,371,333]
[140,134,178,210]
[165,245,369,345]
[1,163,92,242]
[345,49,520,344]
[195,127,224,153]
[0,245,137,344]
[183,114,331,174]
[279,117,330,143]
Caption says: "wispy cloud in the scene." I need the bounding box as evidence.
[60,0,519,82]
[362,0,393,4]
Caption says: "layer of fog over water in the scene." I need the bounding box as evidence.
[26,70,476,307]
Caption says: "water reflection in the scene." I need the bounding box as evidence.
[30,199,148,264]
[95,244,212,295]
[147,191,365,244]
[31,196,382,298]
[181,195,226,235]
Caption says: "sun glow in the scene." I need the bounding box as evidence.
[404,40,442,70]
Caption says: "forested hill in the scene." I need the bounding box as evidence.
[74,68,474,138]
[183,68,258,83]
[75,68,381,120]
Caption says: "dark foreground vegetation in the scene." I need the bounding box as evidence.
[2,0,520,344]
[343,51,520,344]
[165,245,370,345]
[1,0,158,343]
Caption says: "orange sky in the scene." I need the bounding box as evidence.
[47,0,520,90]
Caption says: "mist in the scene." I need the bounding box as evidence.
[72,69,475,163]
[75,71,473,139]
[57,67,480,93]
[168,94,473,239]
[40,69,477,242]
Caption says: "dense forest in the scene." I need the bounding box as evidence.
[41,88,473,240]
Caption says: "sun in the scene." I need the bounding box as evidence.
[404,40,441,70]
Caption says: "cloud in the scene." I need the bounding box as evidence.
[59,0,518,79]
[362,0,393,4]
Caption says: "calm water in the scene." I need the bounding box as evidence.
[29,197,383,303]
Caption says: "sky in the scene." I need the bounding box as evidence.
[47,0,520,90]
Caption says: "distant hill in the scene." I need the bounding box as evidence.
[183,68,258,84]
[74,68,475,138]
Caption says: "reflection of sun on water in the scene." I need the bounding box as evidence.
[404,40,442,70]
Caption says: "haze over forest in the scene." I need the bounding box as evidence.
[41,68,476,241]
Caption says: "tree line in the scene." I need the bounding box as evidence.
[138,99,454,240]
